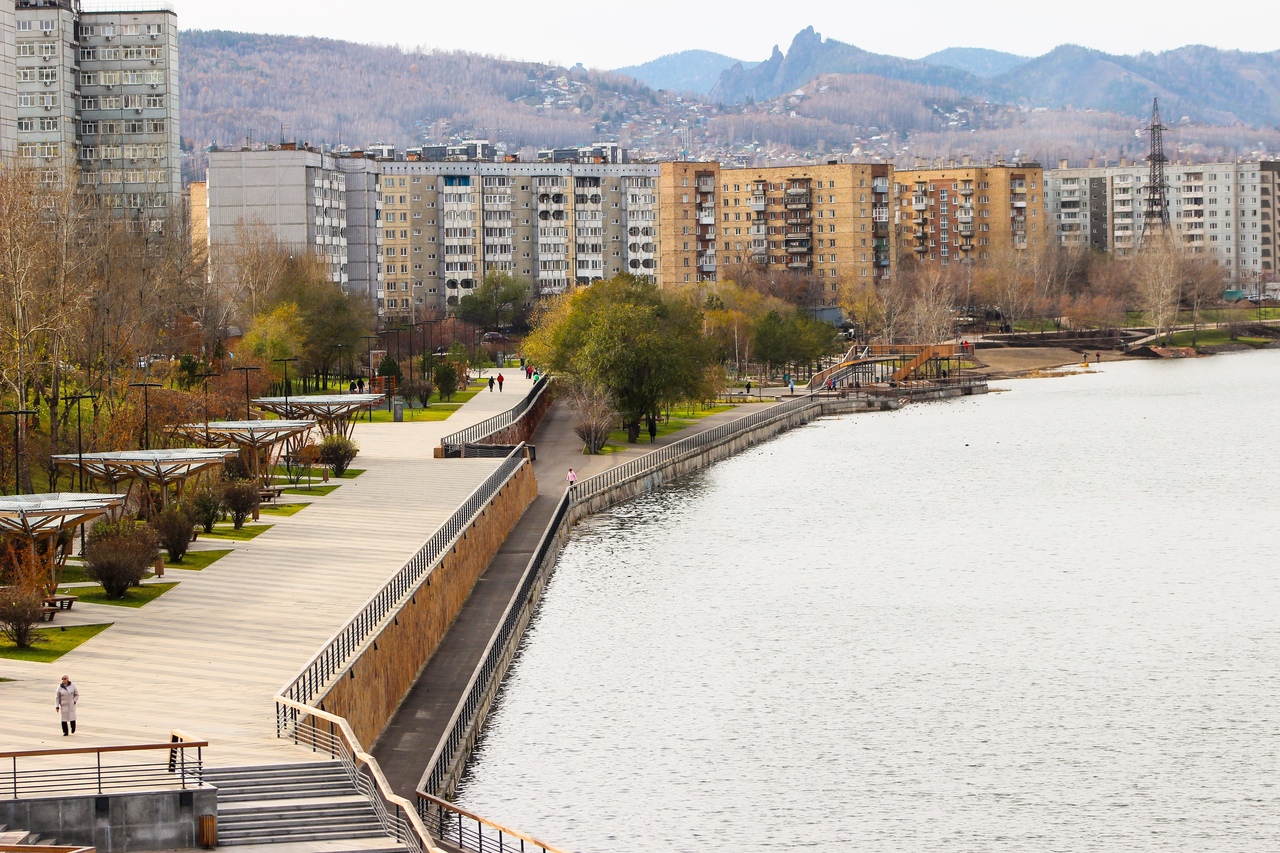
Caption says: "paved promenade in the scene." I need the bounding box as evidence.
[374,398,772,797]
[0,370,533,766]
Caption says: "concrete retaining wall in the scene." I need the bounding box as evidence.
[477,385,556,450]
[315,461,539,748]
[0,788,217,852]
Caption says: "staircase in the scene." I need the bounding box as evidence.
[203,762,406,849]
[0,826,46,846]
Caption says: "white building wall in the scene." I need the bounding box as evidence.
[0,3,16,159]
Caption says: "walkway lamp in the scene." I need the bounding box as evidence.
[128,382,162,450]
[232,366,262,420]
[0,409,37,495]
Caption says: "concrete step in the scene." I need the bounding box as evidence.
[220,811,382,830]
[218,825,391,844]
[216,782,357,802]
[219,795,371,814]
[0,831,38,845]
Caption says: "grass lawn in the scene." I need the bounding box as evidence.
[339,468,365,479]
[1164,328,1276,349]
[55,582,178,608]
[164,549,232,570]
[58,565,157,584]
[602,405,738,452]
[363,405,461,423]
[0,624,112,663]
[259,502,309,516]
[205,523,272,541]
[285,484,339,496]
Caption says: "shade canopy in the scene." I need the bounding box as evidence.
[253,394,382,437]
[0,492,126,540]
[52,449,237,508]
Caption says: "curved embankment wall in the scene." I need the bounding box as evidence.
[314,461,538,748]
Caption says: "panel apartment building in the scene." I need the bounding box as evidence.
[1045,160,1279,281]
[7,0,181,214]
[892,162,1047,266]
[657,161,894,301]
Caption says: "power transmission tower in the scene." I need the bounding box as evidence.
[1141,97,1171,247]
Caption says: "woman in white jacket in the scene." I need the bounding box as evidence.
[55,675,78,735]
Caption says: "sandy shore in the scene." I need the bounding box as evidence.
[971,346,1134,378]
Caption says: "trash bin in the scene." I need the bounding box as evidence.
[393,401,404,422]
[198,813,217,849]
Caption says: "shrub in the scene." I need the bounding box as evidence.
[220,480,260,530]
[222,454,250,481]
[85,520,159,600]
[153,506,194,563]
[190,486,222,534]
[403,381,435,409]
[319,435,359,477]
[0,588,44,649]
[433,362,459,402]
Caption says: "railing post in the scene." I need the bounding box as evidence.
[96,750,102,794]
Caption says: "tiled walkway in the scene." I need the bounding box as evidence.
[0,371,534,767]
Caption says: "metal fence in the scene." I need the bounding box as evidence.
[275,446,528,734]
[417,491,571,800]
[0,741,206,799]
[569,393,822,504]
[419,793,569,853]
[440,376,550,451]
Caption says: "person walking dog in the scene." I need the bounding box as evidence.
[56,675,78,735]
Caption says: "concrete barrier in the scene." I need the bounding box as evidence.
[0,788,217,853]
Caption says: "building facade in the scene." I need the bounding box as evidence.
[892,163,1046,266]
[657,161,894,301]
[1046,160,1279,281]
[5,1,181,214]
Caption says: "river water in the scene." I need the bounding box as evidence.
[455,351,1280,852]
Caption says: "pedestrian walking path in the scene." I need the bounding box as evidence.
[373,398,773,798]
[0,371,534,766]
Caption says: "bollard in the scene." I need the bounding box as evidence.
[154,555,164,578]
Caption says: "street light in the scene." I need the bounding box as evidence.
[232,365,261,420]
[0,409,37,495]
[272,357,298,419]
[65,394,96,550]
[128,382,161,450]
[361,334,379,419]
[194,372,218,444]
[332,343,349,390]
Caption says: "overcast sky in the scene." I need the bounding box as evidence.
[171,0,1279,69]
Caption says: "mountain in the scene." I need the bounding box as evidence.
[709,27,989,104]
[921,47,1028,78]
[615,50,758,95]
[996,43,1280,126]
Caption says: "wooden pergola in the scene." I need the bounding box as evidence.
[252,394,383,439]
[52,449,237,510]
[171,420,315,483]
[0,493,126,590]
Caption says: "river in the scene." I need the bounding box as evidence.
[455,351,1280,852]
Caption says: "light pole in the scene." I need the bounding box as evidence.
[361,334,378,419]
[0,409,37,495]
[195,372,218,444]
[128,382,161,450]
[333,344,349,390]
[273,357,298,419]
[65,394,96,551]
[232,365,261,420]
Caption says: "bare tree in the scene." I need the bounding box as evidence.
[1134,235,1184,344]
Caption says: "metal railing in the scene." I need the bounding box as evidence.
[441,376,550,452]
[418,491,571,800]
[0,740,206,798]
[275,697,434,853]
[570,394,821,505]
[419,794,570,853]
[276,446,529,732]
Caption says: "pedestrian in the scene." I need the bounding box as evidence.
[532,370,540,382]
[566,468,577,488]
[648,416,657,443]
[348,380,356,393]
[526,365,533,379]
[488,376,495,392]
[746,380,752,397]
[1096,351,1101,363]
[357,378,365,393]
[497,373,504,392]
[55,675,78,736]
[789,378,795,395]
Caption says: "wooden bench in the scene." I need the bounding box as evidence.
[38,605,57,622]
[45,593,77,610]
[258,485,286,504]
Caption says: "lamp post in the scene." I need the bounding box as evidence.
[128,382,161,450]
[272,357,298,419]
[361,334,378,419]
[194,372,218,445]
[0,409,37,495]
[65,394,96,550]
[232,365,261,420]
[333,344,349,389]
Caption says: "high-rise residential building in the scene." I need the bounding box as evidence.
[657,161,894,300]
[374,159,659,322]
[0,3,16,158]
[1046,160,1279,281]
[892,163,1046,265]
[6,1,181,214]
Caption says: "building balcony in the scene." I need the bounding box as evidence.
[785,195,811,208]
[874,252,890,267]
[751,251,768,265]
[785,213,811,225]
[787,259,810,269]
[912,196,928,210]
[872,178,889,194]
[750,195,767,211]
[785,186,809,195]
[696,177,716,191]
[785,242,810,253]
[958,185,974,196]
[698,211,716,225]
[872,205,890,222]
[1011,196,1027,209]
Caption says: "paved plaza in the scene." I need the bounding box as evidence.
[0,370,534,766]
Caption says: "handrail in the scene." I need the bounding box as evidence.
[418,792,571,853]
[276,445,529,728]
[0,742,208,759]
[274,696,441,853]
[417,490,571,800]
[440,375,550,451]
[570,393,821,505]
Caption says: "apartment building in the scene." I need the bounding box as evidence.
[1046,160,1279,280]
[206,145,381,293]
[892,163,1046,265]
[374,160,659,322]
[0,3,16,157]
[657,161,894,300]
[7,1,181,213]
